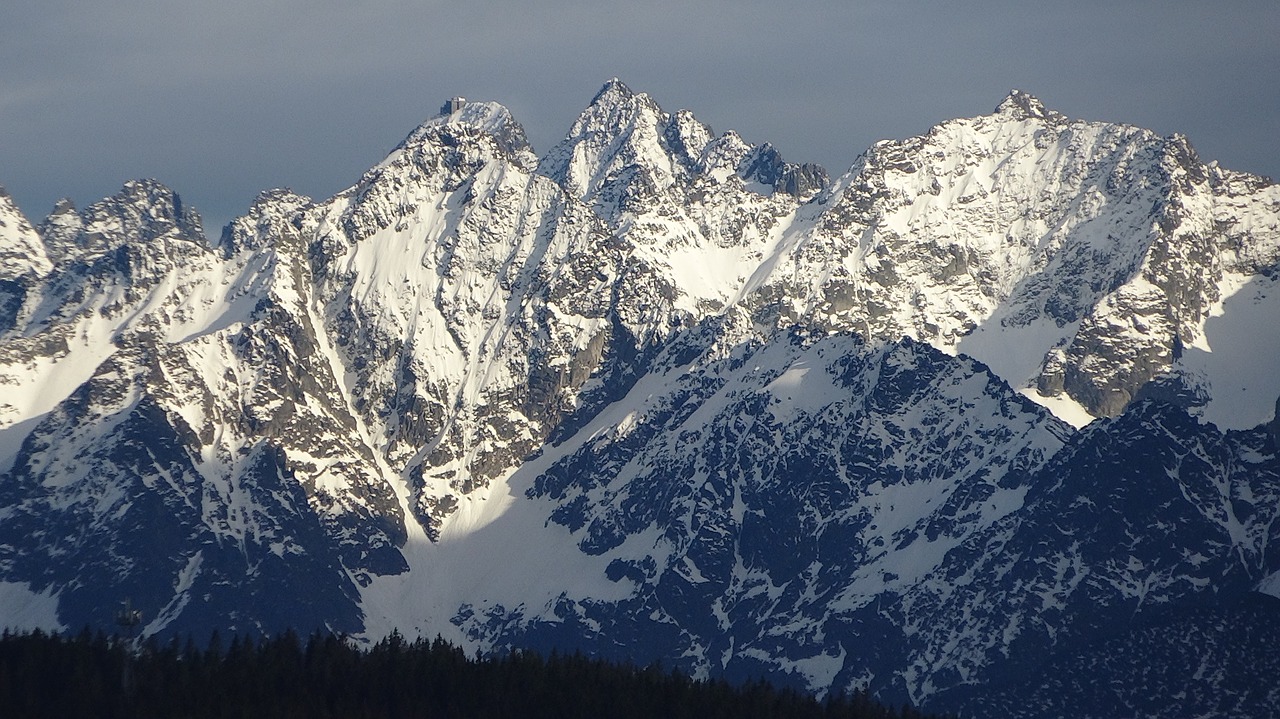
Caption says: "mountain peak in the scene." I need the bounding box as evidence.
[736,142,830,198]
[416,100,525,142]
[35,197,83,256]
[994,89,1060,121]
[47,197,77,215]
[119,178,187,208]
[579,77,660,120]
[537,79,669,198]
[37,179,206,262]
[399,99,535,167]
[0,187,51,281]
[591,77,636,105]
[4,85,1280,719]
[115,179,205,240]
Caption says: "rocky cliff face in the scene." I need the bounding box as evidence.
[2,83,1279,717]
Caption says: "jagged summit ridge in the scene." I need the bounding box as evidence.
[747,89,1280,424]
[34,178,206,265]
[1,80,1279,718]
[0,187,51,282]
[592,76,634,102]
[994,89,1063,122]
[391,98,537,171]
[539,80,828,207]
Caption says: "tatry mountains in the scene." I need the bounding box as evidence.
[2,80,1279,717]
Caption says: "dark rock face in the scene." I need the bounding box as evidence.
[0,351,362,637]
[477,387,1280,717]
[737,143,831,198]
[942,594,1280,719]
[925,400,1278,698]
[0,279,27,335]
[1270,396,1280,446]
[1,82,1279,715]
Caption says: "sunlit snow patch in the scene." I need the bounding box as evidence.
[0,581,62,632]
[1176,272,1280,430]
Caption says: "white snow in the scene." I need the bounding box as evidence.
[1020,389,1096,429]
[763,357,843,421]
[1177,272,1280,429]
[0,312,118,443]
[0,581,62,632]
[1258,569,1280,600]
[957,317,1077,390]
[956,315,1097,427]
[358,361,685,646]
[359,471,634,649]
[142,551,204,636]
[3,83,1279,712]
[0,192,52,280]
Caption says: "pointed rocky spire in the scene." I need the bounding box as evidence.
[590,77,636,105]
[396,100,536,169]
[0,186,52,279]
[537,78,670,199]
[994,89,1061,122]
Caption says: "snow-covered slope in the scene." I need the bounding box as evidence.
[444,323,1071,685]
[0,187,51,284]
[1,82,1278,716]
[904,399,1280,705]
[0,179,407,635]
[538,79,825,322]
[734,91,1280,425]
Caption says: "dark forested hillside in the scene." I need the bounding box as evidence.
[0,629,935,719]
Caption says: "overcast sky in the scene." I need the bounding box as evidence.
[2,1,1277,236]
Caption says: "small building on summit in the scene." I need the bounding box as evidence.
[441,97,466,115]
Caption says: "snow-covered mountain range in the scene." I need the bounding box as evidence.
[2,80,1279,716]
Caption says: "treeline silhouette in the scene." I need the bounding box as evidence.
[0,628,938,719]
